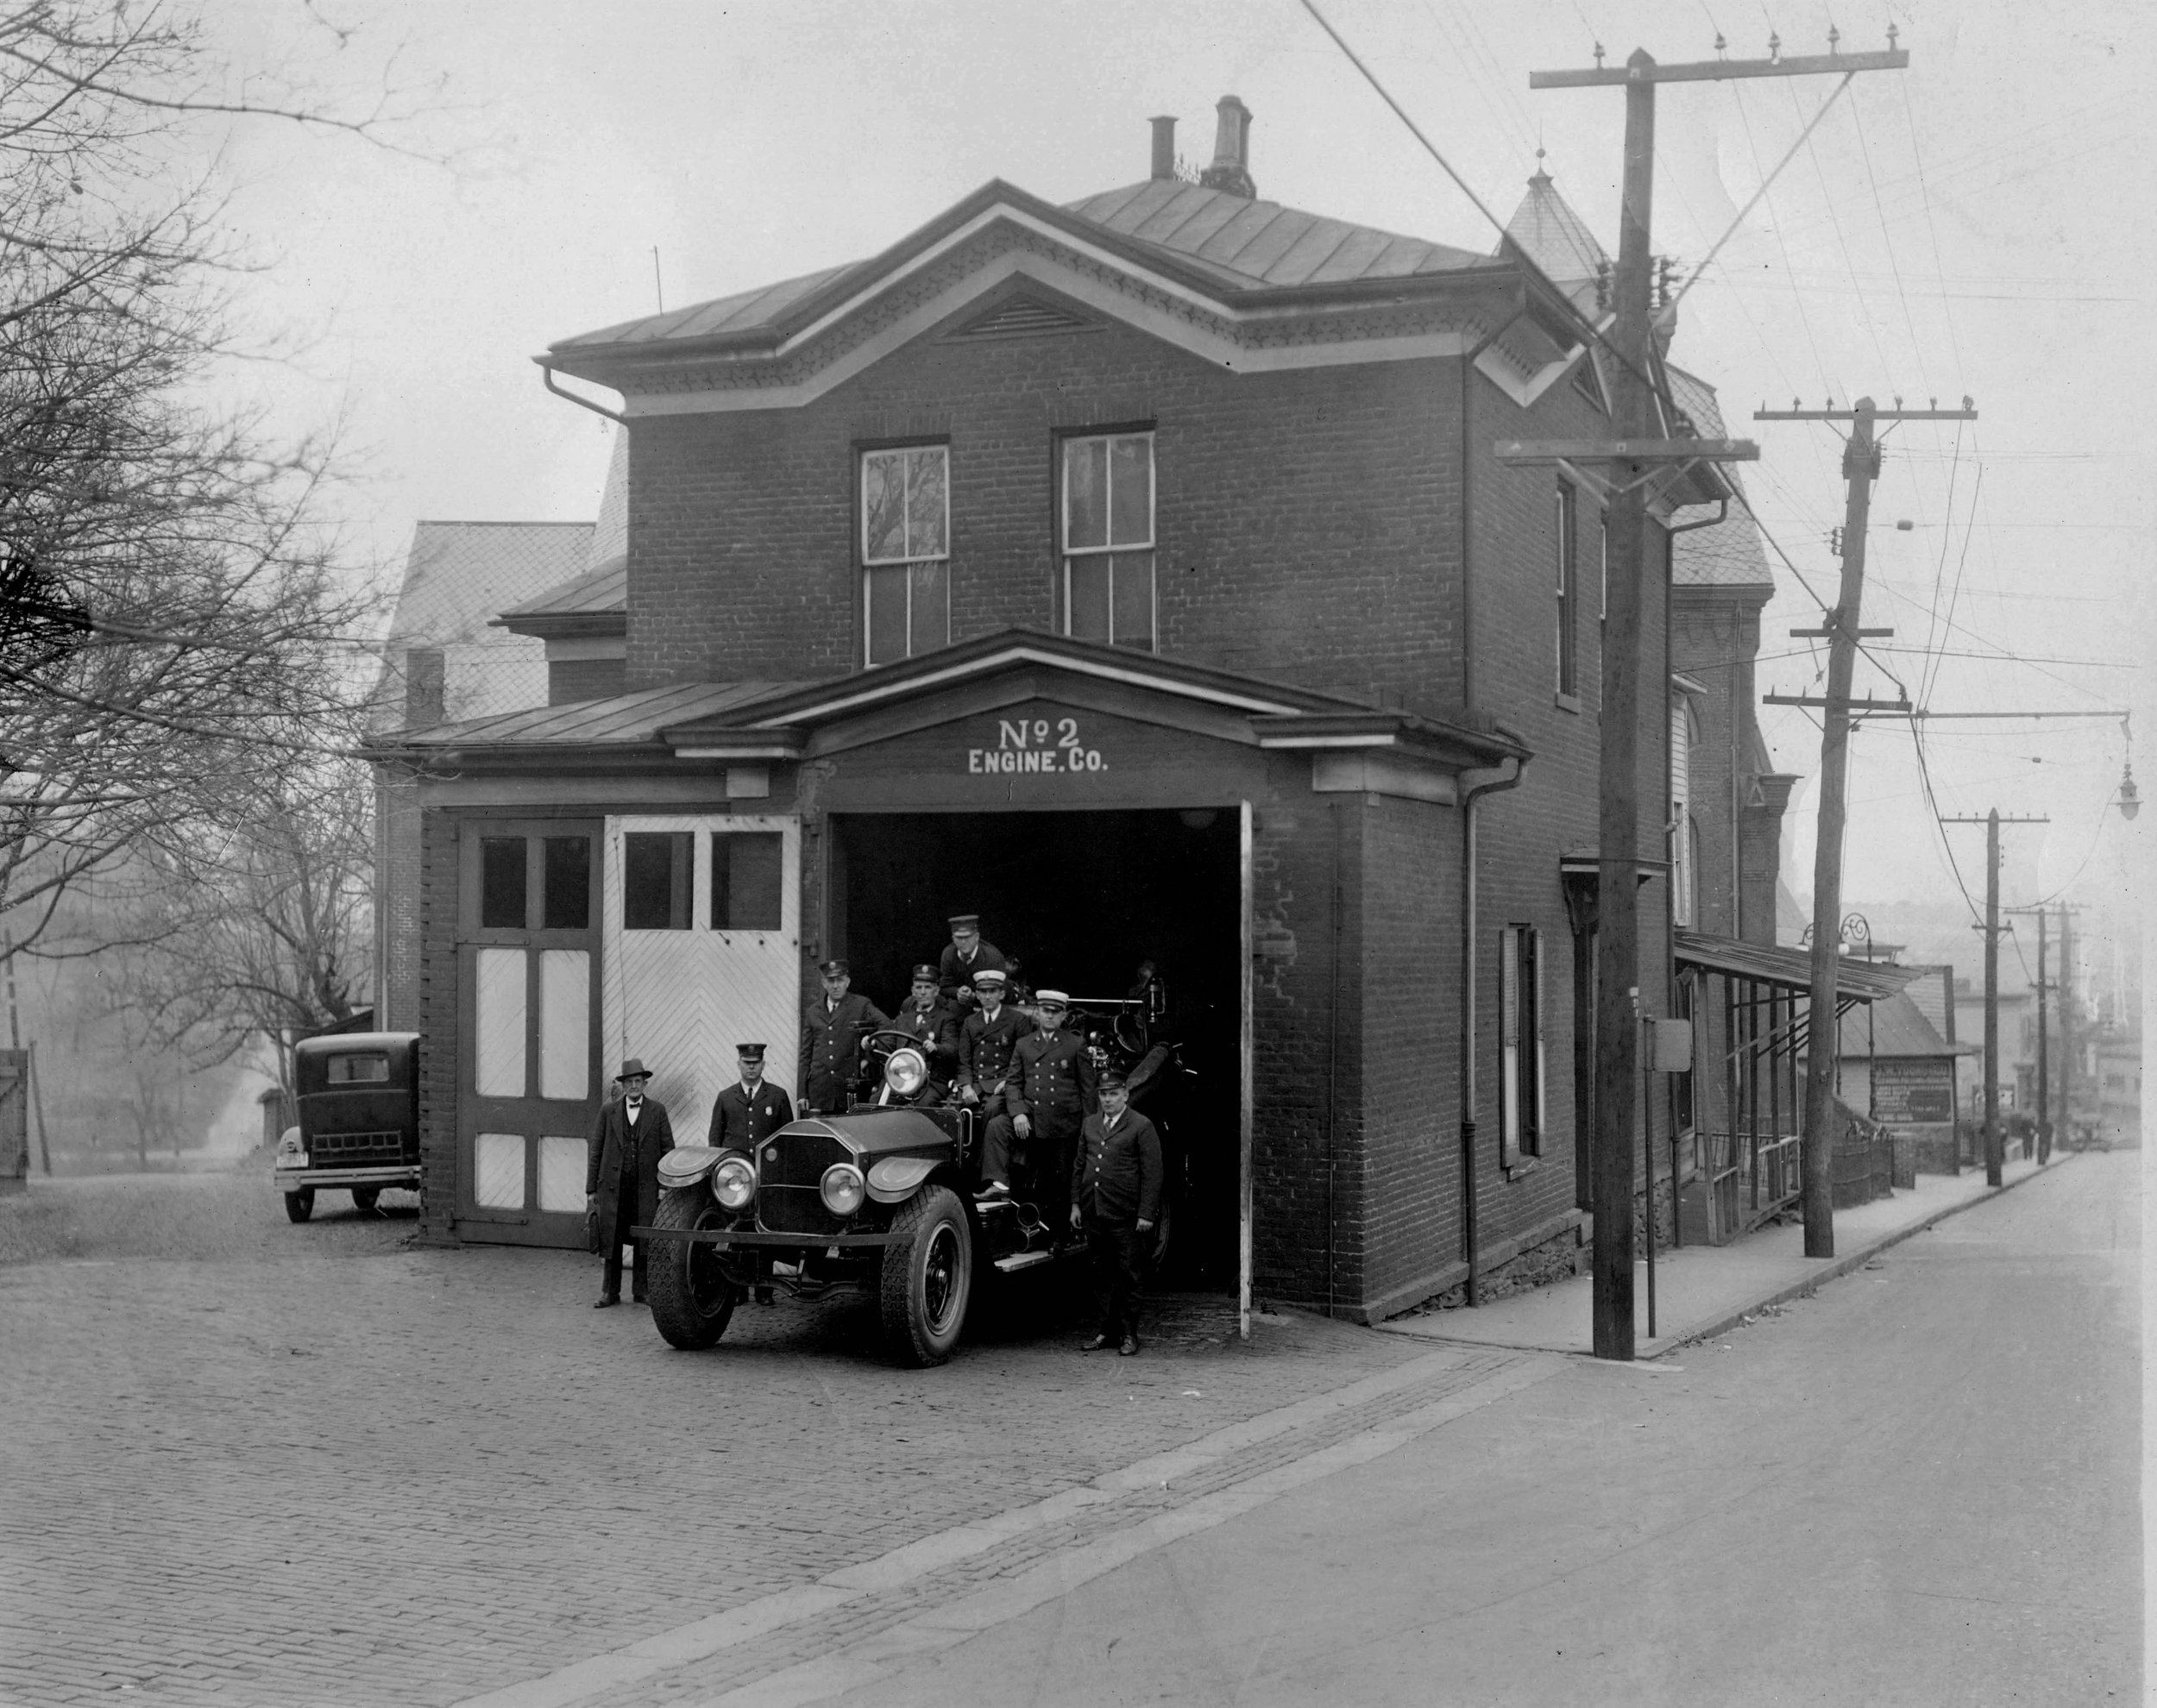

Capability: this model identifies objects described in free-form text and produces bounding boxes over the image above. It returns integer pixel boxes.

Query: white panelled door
[602,816,802,1146]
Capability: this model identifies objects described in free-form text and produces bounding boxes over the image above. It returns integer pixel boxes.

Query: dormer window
[861,443,950,667]
[1060,430,1154,650]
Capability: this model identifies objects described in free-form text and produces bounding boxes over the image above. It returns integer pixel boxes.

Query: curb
[1642,1150,2075,1359]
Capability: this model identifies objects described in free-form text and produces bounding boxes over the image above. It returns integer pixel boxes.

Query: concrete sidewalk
[1380,1148,2070,1359]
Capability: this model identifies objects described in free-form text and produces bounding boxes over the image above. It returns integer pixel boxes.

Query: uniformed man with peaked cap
[938,914,1008,1011]
[799,958,889,1115]
[707,1043,795,1151]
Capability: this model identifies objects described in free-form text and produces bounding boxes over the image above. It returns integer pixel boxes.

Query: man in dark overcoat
[979,989,1096,1228]
[707,1042,794,1150]
[953,967,1032,1109]
[585,1058,676,1308]
[891,964,962,1094]
[799,958,888,1115]
[1069,1071,1162,1356]
[936,914,1007,1012]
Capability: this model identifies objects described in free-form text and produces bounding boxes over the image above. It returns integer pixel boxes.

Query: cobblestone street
[0,1172,1502,1707]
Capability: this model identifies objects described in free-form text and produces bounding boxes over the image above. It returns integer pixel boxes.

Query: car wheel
[283,1189,314,1223]
[645,1188,737,1350]
[350,1187,380,1214]
[880,1185,972,1367]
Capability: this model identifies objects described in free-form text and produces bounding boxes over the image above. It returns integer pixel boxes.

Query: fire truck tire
[645,1189,736,1350]
[881,1186,972,1367]
[283,1189,314,1223]
[350,1187,380,1214]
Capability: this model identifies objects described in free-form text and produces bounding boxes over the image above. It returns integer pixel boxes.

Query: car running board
[992,1251,1055,1274]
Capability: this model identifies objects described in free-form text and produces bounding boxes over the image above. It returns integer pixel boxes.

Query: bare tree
[117,741,374,1092]
[0,2,428,957]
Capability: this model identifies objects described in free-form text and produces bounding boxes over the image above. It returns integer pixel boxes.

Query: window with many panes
[1060,430,1154,650]
[1555,482,1579,697]
[861,444,950,667]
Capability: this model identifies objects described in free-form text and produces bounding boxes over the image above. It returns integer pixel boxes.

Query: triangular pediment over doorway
[657,629,1519,774]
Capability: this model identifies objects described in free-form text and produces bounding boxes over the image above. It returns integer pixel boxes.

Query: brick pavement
[0,1174,1478,1708]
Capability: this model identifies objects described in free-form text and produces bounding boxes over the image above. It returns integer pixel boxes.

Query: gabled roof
[552,179,1499,362]
[382,522,595,650]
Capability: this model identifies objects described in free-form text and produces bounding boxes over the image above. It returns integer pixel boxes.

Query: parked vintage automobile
[638,1037,1076,1366]
[273,1033,422,1221]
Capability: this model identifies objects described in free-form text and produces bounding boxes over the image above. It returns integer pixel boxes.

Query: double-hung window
[861,444,950,667]
[1060,430,1154,650]
[1555,482,1579,697]
[1500,923,1546,1165]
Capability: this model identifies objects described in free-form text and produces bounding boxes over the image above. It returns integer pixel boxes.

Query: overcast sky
[204,0,2150,930]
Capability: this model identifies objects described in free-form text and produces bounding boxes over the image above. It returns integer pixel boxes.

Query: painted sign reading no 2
[967,716,1108,775]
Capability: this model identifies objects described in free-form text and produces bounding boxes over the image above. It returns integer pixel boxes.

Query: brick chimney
[1149,115,1177,180]
[404,646,444,729]
[1198,95,1254,198]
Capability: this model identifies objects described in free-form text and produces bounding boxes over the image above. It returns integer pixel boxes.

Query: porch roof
[366,629,1528,775]
[1674,929,1918,1006]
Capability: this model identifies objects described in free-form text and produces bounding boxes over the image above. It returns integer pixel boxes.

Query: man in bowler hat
[1070,1070,1162,1355]
[707,1043,794,1149]
[800,958,888,1115]
[586,1058,676,1307]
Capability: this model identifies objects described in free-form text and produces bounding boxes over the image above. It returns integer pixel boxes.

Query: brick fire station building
[370,101,1771,1322]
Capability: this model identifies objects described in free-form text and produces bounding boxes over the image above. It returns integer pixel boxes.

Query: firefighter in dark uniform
[953,967,1031,1113]
[707,1042,794,1149]
[799,958,888,1115]
[978,989,1096,1231]
[1069,1069,1162,1355]
[892,964,962,1094]
[938,914,1008,1012]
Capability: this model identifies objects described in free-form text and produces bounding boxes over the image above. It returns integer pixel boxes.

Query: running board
[993,1251,1055,1274]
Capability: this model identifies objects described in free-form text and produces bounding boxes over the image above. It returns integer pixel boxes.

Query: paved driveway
[0,1172,1452,1706]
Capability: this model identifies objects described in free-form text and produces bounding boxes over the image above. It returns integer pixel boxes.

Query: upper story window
[1061,430,1154,650]
[1555,481,1579,697]
[861,444,950,667]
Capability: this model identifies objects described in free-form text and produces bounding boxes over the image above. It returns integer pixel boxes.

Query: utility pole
[1943,812,2047,1185]
[2006,902,2057,1163]
[2058,906,2078,1146]
[1524,30,1907,1353]
[1759,398,1975,1251]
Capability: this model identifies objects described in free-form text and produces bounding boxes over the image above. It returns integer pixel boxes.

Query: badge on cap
[819,958,849,977]
[736,1042,766,1060]
[910,963,939,982]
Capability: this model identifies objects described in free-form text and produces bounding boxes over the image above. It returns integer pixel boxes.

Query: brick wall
[626,325,1463,712]
[1673,587,1773,941]
[550,657,626,705]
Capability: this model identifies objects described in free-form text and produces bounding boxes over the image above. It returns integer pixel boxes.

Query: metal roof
[1836,990,1974,1058]
[1676,929,1917,1004]
[1062,180,1487,289]
[382,681,802,750]
[549,179,1496,357]
[382,522,595,650]
[1667,367,1776,591]
[497,555,627,621]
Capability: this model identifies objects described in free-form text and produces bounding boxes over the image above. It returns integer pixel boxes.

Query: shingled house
[368,101,1779,1321]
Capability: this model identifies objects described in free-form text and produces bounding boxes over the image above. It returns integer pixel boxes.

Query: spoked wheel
[880,1186,972,1366]
[283,1188,314,1223]
[645,1189,739,1350]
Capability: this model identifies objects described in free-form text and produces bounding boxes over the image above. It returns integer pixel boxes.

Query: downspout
[538,359,629,427]
[1458,729,1527,1306]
